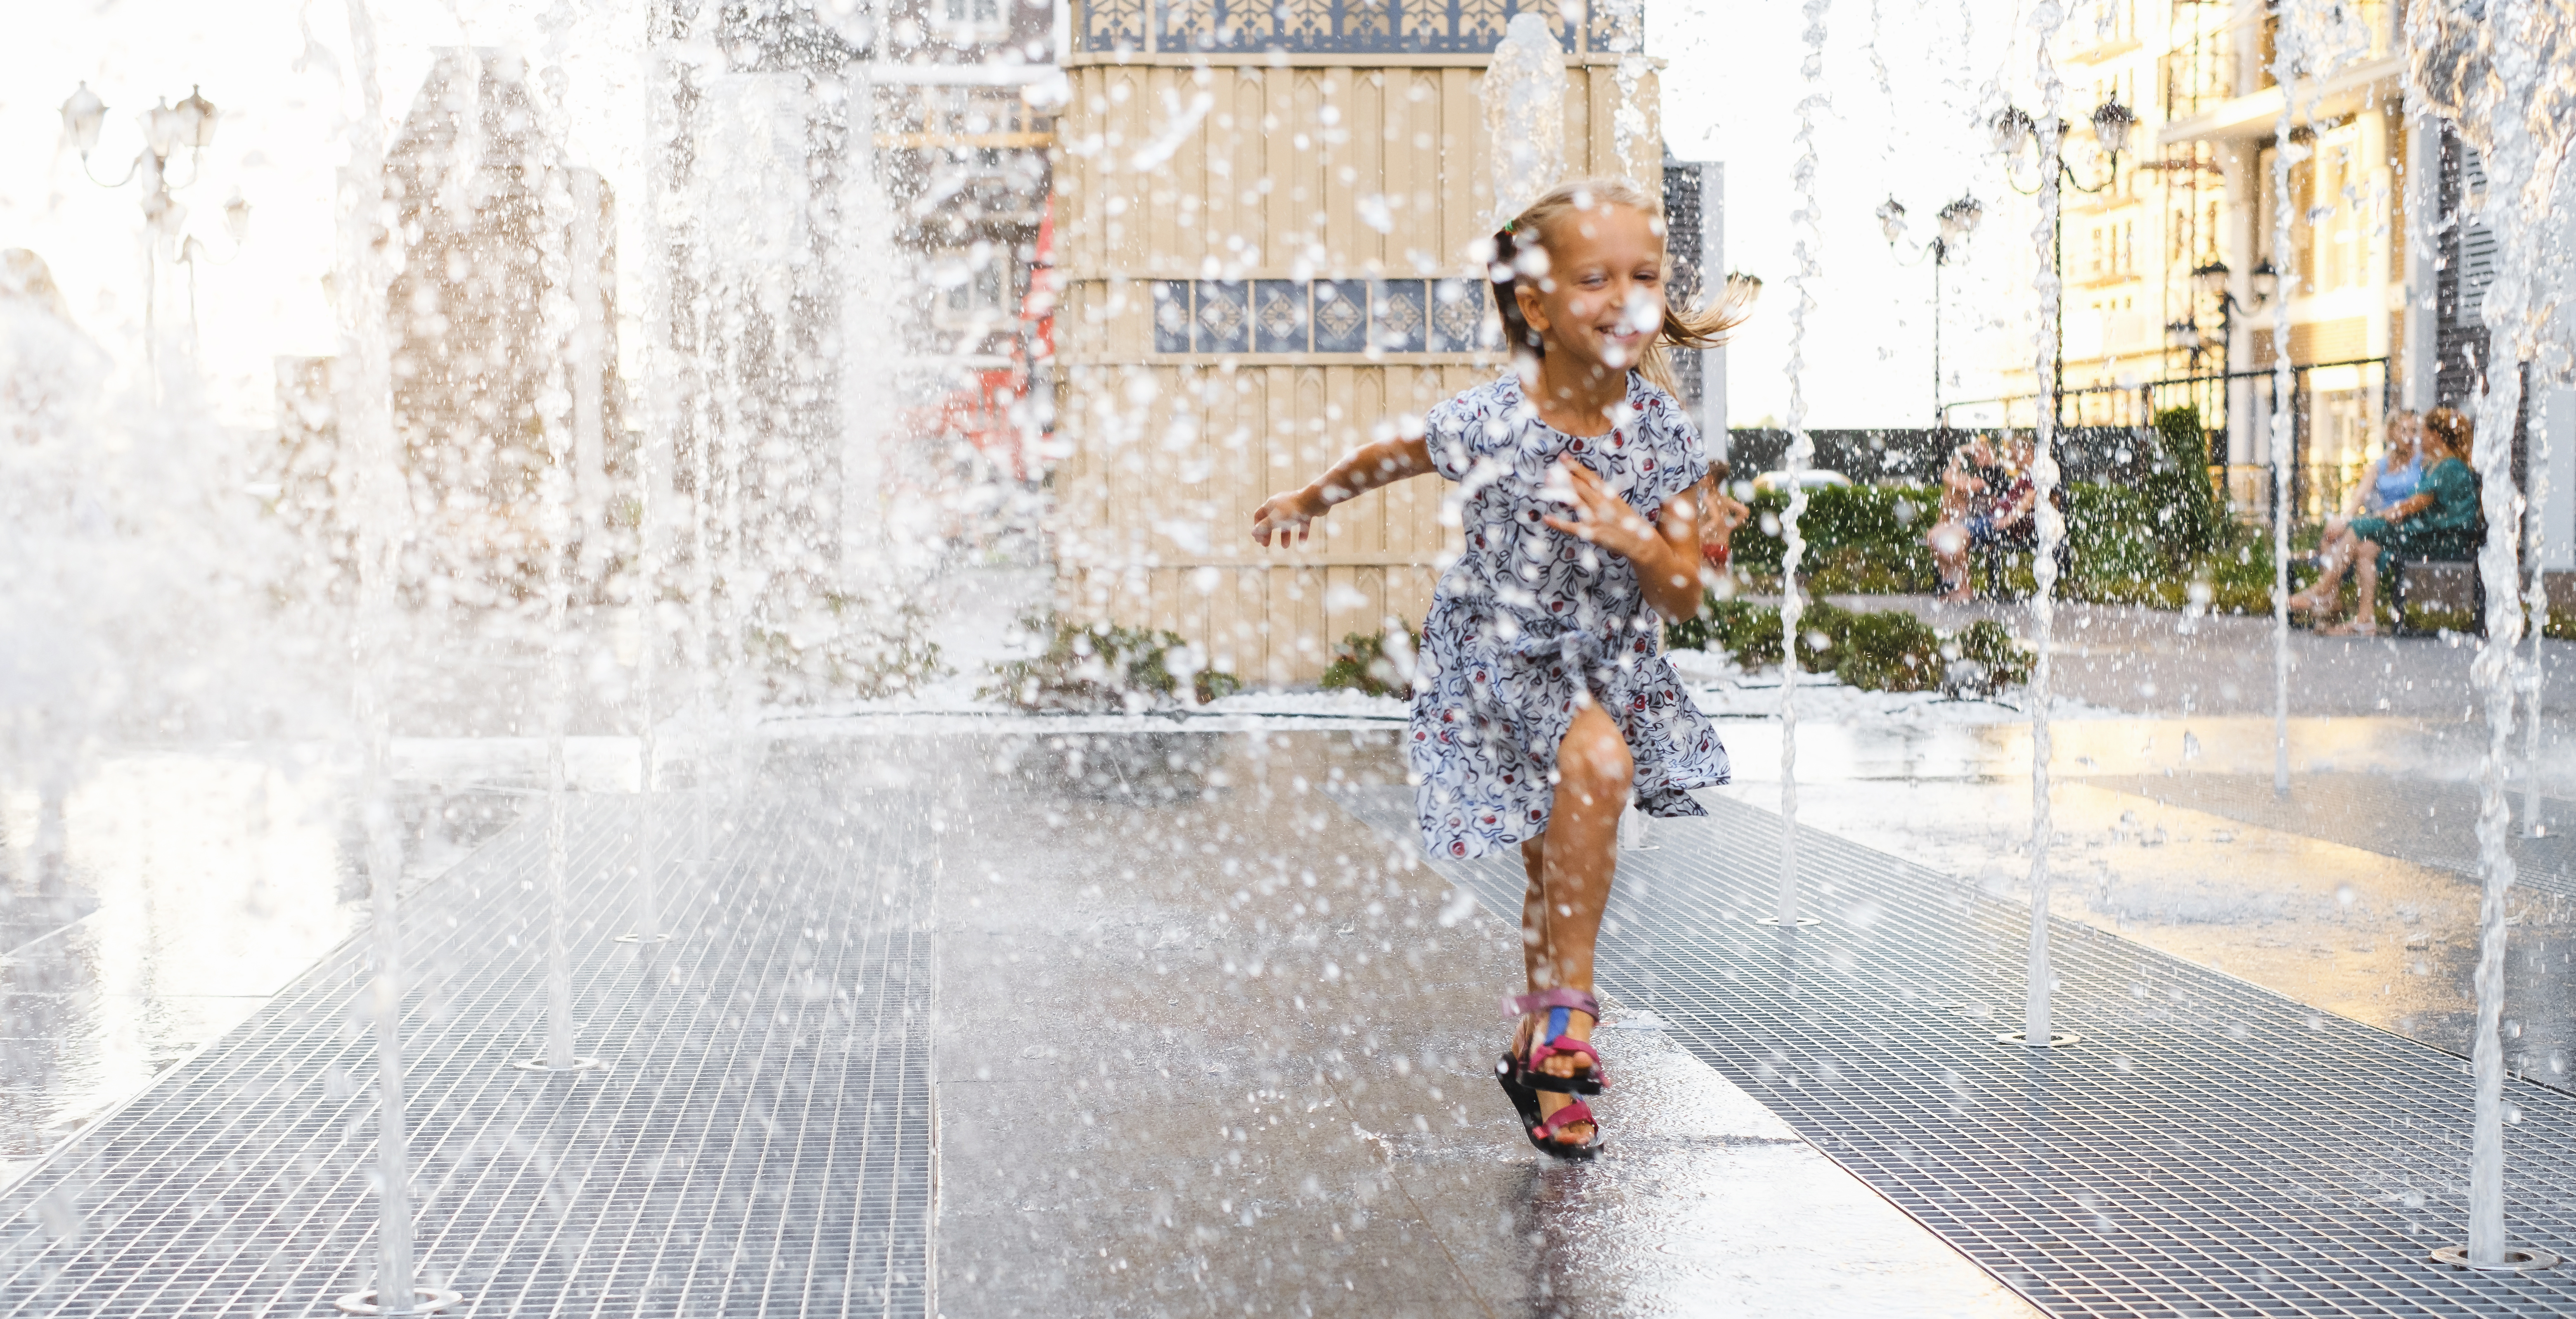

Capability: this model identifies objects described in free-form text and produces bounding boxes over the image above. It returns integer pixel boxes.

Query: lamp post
[1880,193,1983,427]
[58,82,243,390]
[2168,256,2274,370]
[1993,98,2133,425]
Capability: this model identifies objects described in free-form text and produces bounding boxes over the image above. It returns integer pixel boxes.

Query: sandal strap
[1530,1037,1600,1071]
[1534,1098,1596,1141]
[1502,987,1601,1020]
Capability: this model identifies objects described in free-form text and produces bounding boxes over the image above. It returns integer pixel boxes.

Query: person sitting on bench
[1927,431,2039,603]
[2323,410,2425,543]
[2295,406,2479,637]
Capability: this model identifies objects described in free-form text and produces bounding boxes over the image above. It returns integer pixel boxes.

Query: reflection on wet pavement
[0,750,523,1187]
[1713,717,2576,1094]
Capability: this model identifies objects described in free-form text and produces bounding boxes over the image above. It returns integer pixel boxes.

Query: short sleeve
[1642,383,1709,501]
[1423,391,1483,482]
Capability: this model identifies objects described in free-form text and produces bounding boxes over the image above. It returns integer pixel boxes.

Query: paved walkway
[14,710,2576,1315]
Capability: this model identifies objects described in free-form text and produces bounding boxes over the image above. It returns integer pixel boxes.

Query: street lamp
[1882,192,1982,427]
[59,81,245,388]
[1993,97,2133,424]
[2169,257,2272,372]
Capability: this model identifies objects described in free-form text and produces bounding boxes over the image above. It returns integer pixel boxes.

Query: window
[932,242,1012,330]
[2313,131,2367,291]
[939,0,1006,41]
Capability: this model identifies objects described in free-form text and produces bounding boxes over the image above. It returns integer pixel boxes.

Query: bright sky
[6,0,2052,433]
[1655,0,2050,429]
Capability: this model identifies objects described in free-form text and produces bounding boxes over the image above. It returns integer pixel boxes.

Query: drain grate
[0,789,933,1318]
[2088,771,2576,897]
[1333,783,2576,1317]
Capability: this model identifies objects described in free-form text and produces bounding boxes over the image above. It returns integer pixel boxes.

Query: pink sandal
[1494,988,1606,1158]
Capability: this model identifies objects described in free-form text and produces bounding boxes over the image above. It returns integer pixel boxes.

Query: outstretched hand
[1251,487,1330,546]
[1540,460,1662,562]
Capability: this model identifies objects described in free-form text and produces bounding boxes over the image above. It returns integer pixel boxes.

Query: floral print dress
[1409,371,1733,859]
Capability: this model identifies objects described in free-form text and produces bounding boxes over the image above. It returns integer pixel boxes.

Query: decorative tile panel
[1193,280,1250,353]
[1091,0,1596,55]
[1146,279,1496,355]
[1428,277,1491,352]
[1370,279,1428,353]
[1152,281,1194,353]
[1311,280,1369,352]
[1252,280,1310,353]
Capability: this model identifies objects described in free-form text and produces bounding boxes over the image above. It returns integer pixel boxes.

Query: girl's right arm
[1250,435,1436,546]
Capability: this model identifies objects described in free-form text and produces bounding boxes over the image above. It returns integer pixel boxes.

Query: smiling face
[1513,202,1667,377]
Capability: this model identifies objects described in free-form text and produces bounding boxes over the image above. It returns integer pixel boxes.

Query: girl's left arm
[1546,463,1707,621]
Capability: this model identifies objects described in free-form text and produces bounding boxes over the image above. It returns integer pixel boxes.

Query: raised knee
[1559,728,1634,804]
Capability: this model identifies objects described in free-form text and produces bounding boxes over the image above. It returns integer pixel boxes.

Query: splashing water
[333,2,420,1305]
[2406,0,2576,1268]
[1485,14,1567,223]
[1773,0,1830,926]
[2019,0,2065,1049]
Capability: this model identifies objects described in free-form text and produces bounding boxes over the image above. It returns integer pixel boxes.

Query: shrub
[1947,619,2033,693]
[1831,607,1945,692]
[1666,595,2033,695]
[1727,482,1941,592]
[1320,626,1416,698]
[984,614,1239,710]
[746,591,948,703]
[2143,406,2224,565]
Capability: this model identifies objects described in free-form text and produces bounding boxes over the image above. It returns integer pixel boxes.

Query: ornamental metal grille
[1080,0,1604,56]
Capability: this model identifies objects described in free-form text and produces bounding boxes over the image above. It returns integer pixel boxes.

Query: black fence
[1722,426,2165,487]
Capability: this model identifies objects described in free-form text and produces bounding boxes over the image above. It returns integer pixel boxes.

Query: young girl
[1250,178,1740,1158]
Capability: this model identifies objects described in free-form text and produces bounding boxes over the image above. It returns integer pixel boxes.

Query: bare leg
[1508,700,1631,1146]
[2292,531,2355,614]
[1927,524,1972,602]
[2346,538,2384,631]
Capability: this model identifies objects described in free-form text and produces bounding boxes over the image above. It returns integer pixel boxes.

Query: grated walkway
[1333,783,2576,1318]
[2087,771,2576,897]
[0,790,933,1318]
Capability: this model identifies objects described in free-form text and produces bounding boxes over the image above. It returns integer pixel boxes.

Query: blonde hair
[1489,177,1748,397]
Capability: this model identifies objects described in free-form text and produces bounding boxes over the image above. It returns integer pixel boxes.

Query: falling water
[2408,0,2576,1267]
[2019,0,2065,1048]
[333,0,419,1307]
[2527,389,2553,839]
[627,28,684,949]
[1771,0,1829,927]
[538,155,579,1075]
[2265,57,2297,799]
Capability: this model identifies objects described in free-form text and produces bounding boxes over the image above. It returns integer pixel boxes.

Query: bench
[2385,556,2480,636]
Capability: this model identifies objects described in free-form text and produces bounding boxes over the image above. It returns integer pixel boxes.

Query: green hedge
[1726,474,2276,614]
[1664,596,2032,695]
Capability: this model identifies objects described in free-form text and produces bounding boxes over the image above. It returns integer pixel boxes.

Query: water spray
[1762,0,1829,932]
[2012,0,2072,1051]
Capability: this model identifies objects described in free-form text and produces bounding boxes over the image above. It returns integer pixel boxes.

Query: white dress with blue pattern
[1408,371,1733,860]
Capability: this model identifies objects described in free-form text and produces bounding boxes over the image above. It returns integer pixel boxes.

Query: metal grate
[0,788,933,1318]
[2088,771,2576,897]
[1332,783,2576,1317]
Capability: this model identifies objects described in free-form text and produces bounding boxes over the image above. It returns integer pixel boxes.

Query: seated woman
[2300,407,2480,636]
[2326,411,2425,543]
[1926,432,2038,603]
